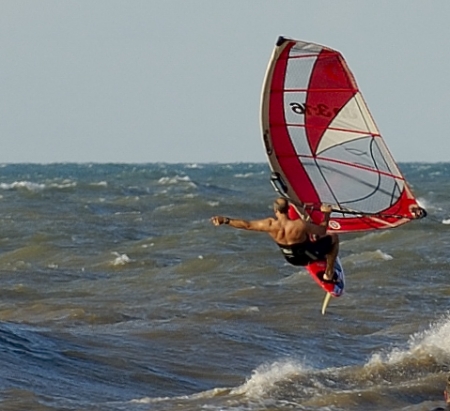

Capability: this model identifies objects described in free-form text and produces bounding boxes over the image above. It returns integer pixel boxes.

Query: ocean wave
[234,172,256,178]
[130,361,307,406]
[0,181,46,191]
[185,164,203,169]
[158,175,196,187]
[129,316,450,410]
[0,180,77,191]
[89,181,108,187]
[342,230,392,246]
[131,341,448,410]
[345,249,394,265]
[49,181,77,189]
[230,360,307,397]
[368,314,450,367]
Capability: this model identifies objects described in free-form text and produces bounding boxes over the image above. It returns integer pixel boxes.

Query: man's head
[273,197,289,215]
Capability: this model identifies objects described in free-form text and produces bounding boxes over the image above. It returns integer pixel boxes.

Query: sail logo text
[290,102,337,117]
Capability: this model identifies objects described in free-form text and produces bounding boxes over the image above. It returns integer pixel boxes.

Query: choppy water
[0,162,449,411]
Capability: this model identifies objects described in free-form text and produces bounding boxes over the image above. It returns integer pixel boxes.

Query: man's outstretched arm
[211,216,274,232]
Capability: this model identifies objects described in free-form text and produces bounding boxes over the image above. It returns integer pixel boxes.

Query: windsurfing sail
[261,37,426,232]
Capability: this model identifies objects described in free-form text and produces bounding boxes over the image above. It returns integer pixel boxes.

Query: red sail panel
[269,41,320,205]
[305,49,357,154]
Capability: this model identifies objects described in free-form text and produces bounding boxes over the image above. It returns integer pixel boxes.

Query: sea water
[0,162,449,411]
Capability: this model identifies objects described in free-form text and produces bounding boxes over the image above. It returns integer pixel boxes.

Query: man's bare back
[211,198,339,281]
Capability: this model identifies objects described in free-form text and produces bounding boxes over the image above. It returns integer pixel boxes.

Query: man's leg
[323,234,339,281]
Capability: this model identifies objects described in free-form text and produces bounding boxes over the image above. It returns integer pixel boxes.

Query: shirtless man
[210,197,339,281]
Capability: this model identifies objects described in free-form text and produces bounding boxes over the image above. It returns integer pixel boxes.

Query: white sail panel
[287,126,312,156]
[284,55,317,90]
[317,93,379,154]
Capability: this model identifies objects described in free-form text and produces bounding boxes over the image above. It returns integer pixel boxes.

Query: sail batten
[261,37,424,232]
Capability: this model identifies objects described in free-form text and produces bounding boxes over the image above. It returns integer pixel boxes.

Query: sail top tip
[276,36,288,47]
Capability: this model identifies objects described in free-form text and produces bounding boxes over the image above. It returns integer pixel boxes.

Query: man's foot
[323,272,334,281]
[322,271,337,283]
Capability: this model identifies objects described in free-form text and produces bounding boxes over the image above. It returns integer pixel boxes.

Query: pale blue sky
[1,0,449,163]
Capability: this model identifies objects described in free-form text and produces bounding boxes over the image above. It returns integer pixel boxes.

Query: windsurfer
[210,197,339,282]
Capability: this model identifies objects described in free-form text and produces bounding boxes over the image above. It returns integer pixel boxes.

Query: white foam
[114,211,141,215]
[49,182,77,189]
[90,181,108,187]
[157,175,197,189]
[230,360,306,398]
[158,175,195,186]
[234,172,255,178]
[408,315,450,355]
[0,181,46,191]
[375,249,393,260]
[131,387,229,404]
[442,219,450,225]
[367,314,450,366]
[111,252,131,266]
[0,180,77,191]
